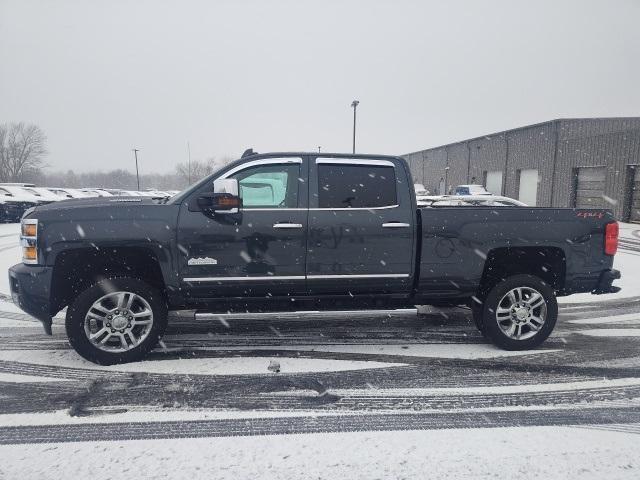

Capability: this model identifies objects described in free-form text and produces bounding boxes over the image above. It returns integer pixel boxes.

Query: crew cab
[9,152,621,364]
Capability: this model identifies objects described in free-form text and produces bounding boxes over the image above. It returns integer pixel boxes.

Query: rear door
[306,157,415,295]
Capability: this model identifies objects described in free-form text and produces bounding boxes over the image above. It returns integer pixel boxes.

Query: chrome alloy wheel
[495,286,547,341]
[83,291,154,352]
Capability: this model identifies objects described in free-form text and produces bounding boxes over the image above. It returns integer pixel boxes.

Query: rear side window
[318,163,397,208]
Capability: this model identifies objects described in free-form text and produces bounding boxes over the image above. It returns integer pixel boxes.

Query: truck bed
[416,206,616,300]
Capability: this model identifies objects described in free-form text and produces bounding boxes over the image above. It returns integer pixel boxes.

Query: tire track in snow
[2,407,640,444]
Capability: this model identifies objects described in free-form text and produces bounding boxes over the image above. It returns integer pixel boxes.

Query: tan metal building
[403,118,640,221]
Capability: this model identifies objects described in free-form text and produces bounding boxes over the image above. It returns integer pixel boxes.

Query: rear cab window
[316,159,397,208]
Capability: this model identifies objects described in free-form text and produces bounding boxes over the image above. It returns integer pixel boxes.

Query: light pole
[187,142,192,184]
[444,166,450,195]
[132,148,140,190]
[351,100,359,154]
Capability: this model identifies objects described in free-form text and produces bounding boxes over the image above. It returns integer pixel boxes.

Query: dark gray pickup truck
[9,152,620,364]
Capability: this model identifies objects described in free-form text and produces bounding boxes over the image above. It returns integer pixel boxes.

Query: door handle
[273,223,303,229]
[382,222,411,228]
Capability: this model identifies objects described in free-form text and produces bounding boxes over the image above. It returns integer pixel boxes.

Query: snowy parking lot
[1,222,640,478]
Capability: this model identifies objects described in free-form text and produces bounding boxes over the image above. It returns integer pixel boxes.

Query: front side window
[318,163,397,208]
[230,163,300,208]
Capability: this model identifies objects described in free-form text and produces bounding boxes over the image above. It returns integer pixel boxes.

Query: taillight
[605,222,618,256]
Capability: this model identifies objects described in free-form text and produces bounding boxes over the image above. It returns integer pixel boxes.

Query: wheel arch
[50,246,166,315]
[478,246,566,298]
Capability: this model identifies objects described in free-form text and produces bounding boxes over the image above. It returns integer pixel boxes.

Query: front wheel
[481,274,557,350]
[66,277,168,365]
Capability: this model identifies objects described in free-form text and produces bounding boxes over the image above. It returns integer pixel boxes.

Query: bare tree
[175,156,233,187]
[0,122,48,182]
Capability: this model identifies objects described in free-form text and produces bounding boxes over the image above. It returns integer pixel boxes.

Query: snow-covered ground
[0,349,407,375]
[0,426,638,480]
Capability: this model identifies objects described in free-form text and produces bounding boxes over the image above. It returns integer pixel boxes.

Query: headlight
[21,218,38,265]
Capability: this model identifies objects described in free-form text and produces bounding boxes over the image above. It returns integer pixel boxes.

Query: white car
[418,194,526,207]
[47,188,93,199]
[414,183,429,195]
[20,187,63,202]
[0,185,48,204]
[80,188,113,197]
[454,184,492,195]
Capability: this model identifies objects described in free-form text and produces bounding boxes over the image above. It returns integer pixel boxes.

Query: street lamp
[187,142,192,184]
[132,148,140,190]
[351,100,359,154]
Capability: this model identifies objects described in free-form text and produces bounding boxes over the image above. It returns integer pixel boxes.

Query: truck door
[177,156,308,298]
[306,157,415,295]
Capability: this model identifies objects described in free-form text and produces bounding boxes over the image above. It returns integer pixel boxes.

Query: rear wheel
[481,274,557,350]
[66,277,168,365]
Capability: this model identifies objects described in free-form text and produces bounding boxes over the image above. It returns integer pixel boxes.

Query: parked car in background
[454,184,491,195]
[79,188,113,197]
[20,187,63,203]
[139,189,171,199]
[0,197,27,223]
[47,188,93,199]
[0,183,186,222]
[418,194,526,207]
[414,183,429,195]
[0,186,41,222]
[103,189,141,196]
[0,184,58,206]
[414,183,432,204]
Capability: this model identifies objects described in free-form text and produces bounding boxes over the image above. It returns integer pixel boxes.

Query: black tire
[481,274,557,350]
[66,277,168,365]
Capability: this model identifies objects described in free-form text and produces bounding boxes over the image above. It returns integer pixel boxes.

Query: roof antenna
[241,148,256,158]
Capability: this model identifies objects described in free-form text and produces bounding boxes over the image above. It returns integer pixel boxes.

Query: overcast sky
[1,0,639,174]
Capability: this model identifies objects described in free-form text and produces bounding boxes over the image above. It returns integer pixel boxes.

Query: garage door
[485,171,503,195]
[575,167,605,209]
[630,167,640,223]
[518,169,538,206]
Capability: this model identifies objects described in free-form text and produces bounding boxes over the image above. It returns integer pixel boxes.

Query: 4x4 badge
[188,257,218,266]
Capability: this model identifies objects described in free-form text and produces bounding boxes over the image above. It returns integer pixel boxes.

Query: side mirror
[197,178,241,214]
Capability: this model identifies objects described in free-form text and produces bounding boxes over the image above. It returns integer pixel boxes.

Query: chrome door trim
[219,158,303,180]
[315,158,395,167]
[183,273,410,282]
[309,204,399,211]
[243,208,307,211]
[183,276,306,282]
[307,274,410,279]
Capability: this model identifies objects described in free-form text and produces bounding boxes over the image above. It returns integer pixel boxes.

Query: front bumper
[8,263,54,334]
[592,268,621,295]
